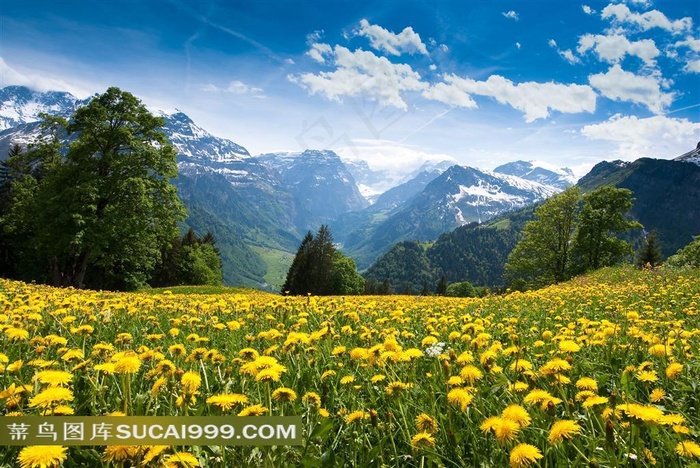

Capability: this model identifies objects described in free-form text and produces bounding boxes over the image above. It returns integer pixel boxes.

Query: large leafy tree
[505,187,581,287]
[1,87,186,290]
[569,186,642,274]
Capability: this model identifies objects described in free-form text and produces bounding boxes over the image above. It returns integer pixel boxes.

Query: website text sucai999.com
[1,416,302,446]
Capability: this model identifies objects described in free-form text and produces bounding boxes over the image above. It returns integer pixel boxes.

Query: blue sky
[1,0,699,176]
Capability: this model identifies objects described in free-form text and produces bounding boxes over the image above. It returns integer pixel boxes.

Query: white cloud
[601,4,693,34]
[201,80,264,97]
[355,19,428,56]
[685,60,700,73]
[674,36,700,52]
[577,34,660,66]
[423,74,597,122]
[502,11,519,21]
[582,5,595,15]
[516,42,521,49]
[588,64,673,113]
[429,64,437,71]
[284,58,296,65]
[335,138,457,175]
[548,39,581,64]
[0,57,94,99]
[306,30,324,45]
[307,43,333,63]
[560,49,581,64]
[440,44,449,53]
[581,114,700,158]
[291,45,427,110]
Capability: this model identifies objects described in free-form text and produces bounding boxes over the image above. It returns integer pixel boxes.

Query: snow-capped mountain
[674,141,700,166]
[0,86,89,130]
[340,164,559,269]
[257,150,369,222]
[494,160,576,189]
[160,111,250,164]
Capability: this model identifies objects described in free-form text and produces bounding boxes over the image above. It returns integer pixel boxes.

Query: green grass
[250,245,294,292]
[142,285,252,295]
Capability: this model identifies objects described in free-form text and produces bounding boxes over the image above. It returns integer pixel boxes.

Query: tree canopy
[0,87,192,290]
[505,185,641,288]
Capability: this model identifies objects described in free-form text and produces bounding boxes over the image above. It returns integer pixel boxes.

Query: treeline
[282,225,364,295]
[0,87,222,291]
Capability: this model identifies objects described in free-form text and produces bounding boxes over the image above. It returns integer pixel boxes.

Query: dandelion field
[1,266,699,467]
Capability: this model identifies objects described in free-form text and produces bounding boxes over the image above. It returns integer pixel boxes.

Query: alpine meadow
[2,1,700,467]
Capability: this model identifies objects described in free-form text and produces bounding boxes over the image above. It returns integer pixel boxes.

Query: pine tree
[435,275,448,295]
[636,231,663,268]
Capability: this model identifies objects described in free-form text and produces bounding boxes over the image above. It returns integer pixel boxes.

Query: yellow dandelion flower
[321,369,336,381]
[17,445,68,468]
[460,365,484,384]
[539,358,572,375]
[5,327,29,341]
[29,387,74,408]
[509,359,533,372]
[102,445,140,463]
[206,393,249,411]
[617,403,664,424]
[676,440,700,458]
[666,362,683,380]
[50,405,74,415]
[271,387,297,403]
[502,405,531,428]
[60,349,84,362]
[164,451,201,468]
[494,418,521,444]
[340,375,355,385]
[142,446,169,465]
[168,344,186,357]
[93,363,115,374]
[114,356,141,374]
[636,370,659,382]
[345,410,369,424]
[446,376,463,386]
[302,392,321,406]
[559,340,581,353]
[648,344,669,358]
[181,371,202,393]
[509,443,543,468]
[650,388,666,403]
[480,416,502,434]
[370,374,386,383]
[411,432,436,448]
[575,377,598,391]
[447,388,473,411]
[548,419,582,444]
[582,395,609,408]
[386,381,413,395]
[237,404,268,417]
[415,413,438,434]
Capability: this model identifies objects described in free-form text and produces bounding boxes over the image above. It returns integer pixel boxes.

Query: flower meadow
[1,266,699,467]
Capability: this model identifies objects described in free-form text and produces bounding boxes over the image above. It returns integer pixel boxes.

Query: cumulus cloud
[601,4,693,34]
[291,45,427,110]
[577,33,660,66]
[685,60,700,73]
[502,11,519,21]
[307,43,332,63]
[355,19,428,56]
[582,5,595,15]
[201,80,264,97]
[423,74,597,122]
[588,64,673,113]
[581,114,700,158]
